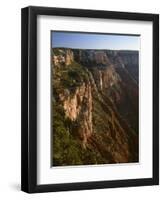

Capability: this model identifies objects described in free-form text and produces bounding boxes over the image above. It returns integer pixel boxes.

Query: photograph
[51,31,139,166]
[21,6,159,193]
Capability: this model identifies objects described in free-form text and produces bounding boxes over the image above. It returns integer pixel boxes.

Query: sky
[51,31,140,50]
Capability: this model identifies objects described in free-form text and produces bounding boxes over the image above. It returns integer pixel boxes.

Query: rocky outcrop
[53,49,74,66]
[65,49,74,65]
[62,86,84,121]
[60,83,93,148]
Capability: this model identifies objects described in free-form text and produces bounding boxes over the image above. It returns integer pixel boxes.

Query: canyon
[52,48,139,166]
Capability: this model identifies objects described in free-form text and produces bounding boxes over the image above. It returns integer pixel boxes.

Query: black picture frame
[21,6,159,193]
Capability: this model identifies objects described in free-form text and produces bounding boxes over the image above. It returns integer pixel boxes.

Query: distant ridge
[52,47,139,52]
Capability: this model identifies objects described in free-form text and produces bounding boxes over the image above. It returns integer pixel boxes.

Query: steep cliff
[52,47,139,166]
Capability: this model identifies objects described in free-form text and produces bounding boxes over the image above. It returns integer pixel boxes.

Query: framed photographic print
[21,6,159,193]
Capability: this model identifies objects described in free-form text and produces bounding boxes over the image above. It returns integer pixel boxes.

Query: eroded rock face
[92,65,121,91]
[73,50,111,66]
[118,51,139,66]
[65,49,74,65]
[59,82,93,148]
